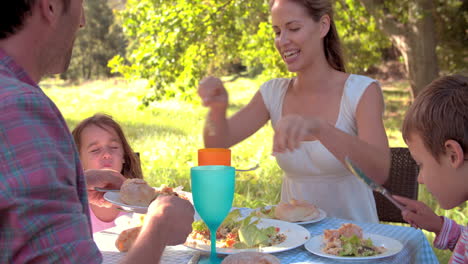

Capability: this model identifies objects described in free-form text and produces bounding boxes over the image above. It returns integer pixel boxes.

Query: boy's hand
[393,195,443,234]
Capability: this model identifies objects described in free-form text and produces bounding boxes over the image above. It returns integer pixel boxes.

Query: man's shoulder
[0,71,42,101]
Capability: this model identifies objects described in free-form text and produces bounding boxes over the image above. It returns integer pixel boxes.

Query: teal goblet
[191,165,235,264]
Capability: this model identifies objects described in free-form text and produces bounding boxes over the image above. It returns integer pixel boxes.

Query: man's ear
[38,0,62,24]
[319,14,331,38]
[444,139,465,168]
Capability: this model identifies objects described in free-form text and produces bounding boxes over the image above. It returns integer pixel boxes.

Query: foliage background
[108,0,393,102]
[106,0,466,102]
[62,0,127,80]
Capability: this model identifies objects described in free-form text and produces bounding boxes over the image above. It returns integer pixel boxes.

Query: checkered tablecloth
[94,216,438,264]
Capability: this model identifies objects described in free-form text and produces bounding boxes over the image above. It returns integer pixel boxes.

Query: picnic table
[94,210,438,264]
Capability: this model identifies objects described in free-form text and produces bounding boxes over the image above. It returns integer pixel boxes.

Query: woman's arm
[199,77,270,148]
[317,83,390,184]
[273,82,390,184]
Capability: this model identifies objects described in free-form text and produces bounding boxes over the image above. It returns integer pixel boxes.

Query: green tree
[63,0,126,80]
[111,0,464,103]
[434,0,467,74]
[110,0,389,103]
[358,0,467,96]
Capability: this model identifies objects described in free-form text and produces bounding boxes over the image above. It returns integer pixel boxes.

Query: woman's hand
[198,76,228,111]
[393,195,443,234]
[273,115,323,153]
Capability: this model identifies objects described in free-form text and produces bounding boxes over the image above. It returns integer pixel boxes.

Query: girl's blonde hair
[72,113,143,179]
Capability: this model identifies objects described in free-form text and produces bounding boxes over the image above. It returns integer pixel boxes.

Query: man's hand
[146,195,194,245]
[85,169,126,208]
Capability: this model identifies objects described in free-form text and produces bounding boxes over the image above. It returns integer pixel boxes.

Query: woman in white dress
[197,0,390,223]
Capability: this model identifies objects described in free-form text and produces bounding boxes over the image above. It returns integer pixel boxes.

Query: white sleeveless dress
[260,74,380,223]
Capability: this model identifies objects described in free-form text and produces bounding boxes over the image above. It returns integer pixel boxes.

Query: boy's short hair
[402,74,468,162]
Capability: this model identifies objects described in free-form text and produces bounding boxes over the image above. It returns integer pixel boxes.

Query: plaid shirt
[0,49,101,263]
[434,217,468,264]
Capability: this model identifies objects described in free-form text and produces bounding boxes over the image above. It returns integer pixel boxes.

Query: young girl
[72,113,143,232]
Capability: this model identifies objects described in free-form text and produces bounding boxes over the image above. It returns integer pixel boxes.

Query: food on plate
[115,226,141,252]
[254,206,276,219]
[157,184,190,200]
[120,178,188,206]
[274,199,320,222]
[322,223,386,257]
[221,252,280,264]
[186,209,286,249]
[120,179,157,206]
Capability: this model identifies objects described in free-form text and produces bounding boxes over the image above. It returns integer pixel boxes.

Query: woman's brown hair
[402,75,468,161]
[269,0,346,72]
[72,113,143,179]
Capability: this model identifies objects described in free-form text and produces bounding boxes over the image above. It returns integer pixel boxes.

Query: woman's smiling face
[271,0,327,72]
[79,124,124,172]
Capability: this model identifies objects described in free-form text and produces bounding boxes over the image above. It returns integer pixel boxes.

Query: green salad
[189,209,285,249]
[338,235,381,257]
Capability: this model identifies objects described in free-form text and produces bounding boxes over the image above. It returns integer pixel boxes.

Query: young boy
[393,74,468,264]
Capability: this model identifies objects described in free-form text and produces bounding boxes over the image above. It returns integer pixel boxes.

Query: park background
[43,0,467,262]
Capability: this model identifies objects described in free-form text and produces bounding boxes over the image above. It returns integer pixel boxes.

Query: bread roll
[115,226,141,252]
[120,178,157,207]
[221,252,280,264]
[274,199,320,222]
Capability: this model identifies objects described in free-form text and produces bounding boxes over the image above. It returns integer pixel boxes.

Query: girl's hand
[273,115,322,153]
[393,195,443,234]
[198,76,228,110]
[85,169,126,208]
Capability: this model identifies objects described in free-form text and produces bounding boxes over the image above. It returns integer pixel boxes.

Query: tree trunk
[359,0,439,97]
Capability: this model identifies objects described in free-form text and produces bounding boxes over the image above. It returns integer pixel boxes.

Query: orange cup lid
[198,148,231,166]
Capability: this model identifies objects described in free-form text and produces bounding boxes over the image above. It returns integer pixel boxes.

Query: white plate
[104,190,192,214]
[253,206,327,225]
[184,218,310,255]
[295,209,327,225]
[304,233,403,260]
[114,213,141,227]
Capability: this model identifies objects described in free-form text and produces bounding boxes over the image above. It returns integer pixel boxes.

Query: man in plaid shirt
[0,1,194,263]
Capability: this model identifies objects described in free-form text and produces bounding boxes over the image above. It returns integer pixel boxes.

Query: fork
[94,187,120,192]
[236,164,260,172]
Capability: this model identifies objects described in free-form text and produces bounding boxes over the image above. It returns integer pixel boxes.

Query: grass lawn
[42,76,465,263]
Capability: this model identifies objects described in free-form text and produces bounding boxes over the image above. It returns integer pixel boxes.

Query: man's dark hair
[0,0,70,40]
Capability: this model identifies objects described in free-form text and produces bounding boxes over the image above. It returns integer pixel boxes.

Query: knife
[344,156,405,211]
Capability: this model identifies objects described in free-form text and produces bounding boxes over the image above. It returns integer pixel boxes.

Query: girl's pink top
[89,207,127,233]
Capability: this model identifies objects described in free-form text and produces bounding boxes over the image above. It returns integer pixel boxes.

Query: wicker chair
[373,147,419,223]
